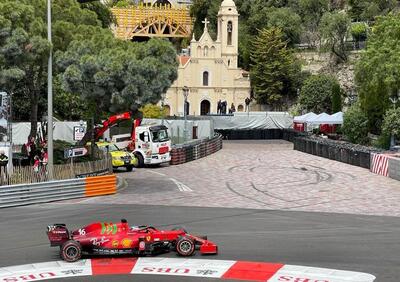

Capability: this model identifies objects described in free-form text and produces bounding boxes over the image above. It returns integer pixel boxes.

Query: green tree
[348,0,397,21]
[250,28,301,107]
[56,37,178,121]
[319,11,350,63]
[382,107,400,139]
[140,104,166,118]
[298,74,341,113]
[80,1,116,28]
[342,103,369,144]
[190,0,220,40]
[355,14,400,133]
[331,82,343,113]
[0,0,104,137]
[298,0,329,48]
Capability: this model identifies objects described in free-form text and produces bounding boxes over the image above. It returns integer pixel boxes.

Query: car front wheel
[176,237,195,256]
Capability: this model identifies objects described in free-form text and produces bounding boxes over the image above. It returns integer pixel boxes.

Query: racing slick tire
[60,240,82,262]
[176,237,195,256]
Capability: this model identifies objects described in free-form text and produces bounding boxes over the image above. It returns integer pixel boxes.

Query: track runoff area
[0,257,374,282]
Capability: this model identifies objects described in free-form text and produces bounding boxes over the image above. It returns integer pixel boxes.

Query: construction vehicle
[78,112,171,167]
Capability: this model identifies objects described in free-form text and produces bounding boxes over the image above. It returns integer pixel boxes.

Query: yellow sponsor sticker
[112,240,119,248]
[121,238,133,248]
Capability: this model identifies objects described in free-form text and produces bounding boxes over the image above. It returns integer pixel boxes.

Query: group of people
[24,137,48,175]
[216,97,252,115]
[217,100,236,114]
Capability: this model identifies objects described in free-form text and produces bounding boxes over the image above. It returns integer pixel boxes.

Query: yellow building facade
[163,0,251,116]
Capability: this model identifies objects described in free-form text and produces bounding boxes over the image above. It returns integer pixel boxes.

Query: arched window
[227,21,233,45]
[203,71,209,86]
[204,46,208,57]
[228,59,231,67]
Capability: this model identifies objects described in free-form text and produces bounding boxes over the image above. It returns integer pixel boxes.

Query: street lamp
[182,86,189,142]
[47,0,54,180]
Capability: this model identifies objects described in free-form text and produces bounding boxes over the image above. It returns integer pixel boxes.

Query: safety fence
[370,153,400,180]
[0,174,117,208]
[170,134,223,165]
[0,158,112,186]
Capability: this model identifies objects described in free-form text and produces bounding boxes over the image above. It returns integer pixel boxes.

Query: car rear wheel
[176,237,195,256]
[60,240,82,262]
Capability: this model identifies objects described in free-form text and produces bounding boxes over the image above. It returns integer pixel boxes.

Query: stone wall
[296,51,361,97]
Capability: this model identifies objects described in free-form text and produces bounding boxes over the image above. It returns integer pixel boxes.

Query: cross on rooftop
[202,18,210,31]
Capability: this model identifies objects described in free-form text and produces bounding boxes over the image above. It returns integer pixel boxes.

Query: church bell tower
[217,0,239,69]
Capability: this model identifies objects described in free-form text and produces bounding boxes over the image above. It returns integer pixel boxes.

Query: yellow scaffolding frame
[111,5,193,39]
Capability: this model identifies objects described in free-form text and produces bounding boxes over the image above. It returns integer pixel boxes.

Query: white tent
[293,112,317,123]
[307,112,343,125]
[330,112,344,124]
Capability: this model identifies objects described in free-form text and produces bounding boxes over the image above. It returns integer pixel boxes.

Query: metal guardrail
[0,175,117,209]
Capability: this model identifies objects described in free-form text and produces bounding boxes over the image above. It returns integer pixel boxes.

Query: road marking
[169,178,193,192]
[146,170,193,192]
[0,258,376,282]
[147,170,167,177]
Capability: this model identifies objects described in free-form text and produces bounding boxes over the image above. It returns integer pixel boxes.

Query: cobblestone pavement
[81,140,400,217]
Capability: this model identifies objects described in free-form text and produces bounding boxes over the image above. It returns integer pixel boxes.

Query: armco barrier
[0,174,117,208]
[170,134,223,165]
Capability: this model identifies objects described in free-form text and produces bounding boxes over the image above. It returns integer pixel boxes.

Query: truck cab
[134,125,171,167]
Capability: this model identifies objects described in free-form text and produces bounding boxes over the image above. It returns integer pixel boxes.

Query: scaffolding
[111,5,192,39]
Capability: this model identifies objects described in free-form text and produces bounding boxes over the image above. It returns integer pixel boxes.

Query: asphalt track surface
[1,203,400,281]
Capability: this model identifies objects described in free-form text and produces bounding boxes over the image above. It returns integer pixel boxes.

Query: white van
[111,134,131,149]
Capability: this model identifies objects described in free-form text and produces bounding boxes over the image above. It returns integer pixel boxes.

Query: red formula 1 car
[46,219,218,262]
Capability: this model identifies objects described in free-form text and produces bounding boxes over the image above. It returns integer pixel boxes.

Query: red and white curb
[0,258,376,282]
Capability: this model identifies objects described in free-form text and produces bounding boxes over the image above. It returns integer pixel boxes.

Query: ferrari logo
[146,235,151,242]
[121,238,133,248]
[112,240,119,248]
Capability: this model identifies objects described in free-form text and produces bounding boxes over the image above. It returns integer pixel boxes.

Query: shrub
[298,74,342,113]
[382,107,400,139]
[139,104,165,119]
[342,104,369,144]
[351,22,368,42]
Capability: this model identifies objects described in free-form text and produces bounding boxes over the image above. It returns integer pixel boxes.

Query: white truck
[79,112,171,167]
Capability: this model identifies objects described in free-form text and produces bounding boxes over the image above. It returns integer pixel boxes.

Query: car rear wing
[47,224,70,247]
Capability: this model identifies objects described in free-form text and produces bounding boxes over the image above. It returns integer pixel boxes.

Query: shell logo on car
[121,238,133,248]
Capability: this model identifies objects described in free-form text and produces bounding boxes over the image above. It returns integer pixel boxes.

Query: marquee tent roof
[294,112,344,125]
[293,112,317,123]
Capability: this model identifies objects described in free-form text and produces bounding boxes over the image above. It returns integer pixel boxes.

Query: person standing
[0,151,8,185]
[217,100,222,114]
[230,103,236,114]
[245,97,251,112]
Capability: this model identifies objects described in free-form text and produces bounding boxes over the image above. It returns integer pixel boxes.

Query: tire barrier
[170,134,223,165]
[294,137,380,169]
[0,174,117,208]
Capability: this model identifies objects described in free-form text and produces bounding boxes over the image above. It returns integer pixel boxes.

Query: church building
[163,0,251,116]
